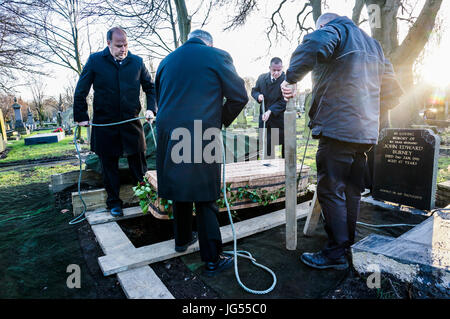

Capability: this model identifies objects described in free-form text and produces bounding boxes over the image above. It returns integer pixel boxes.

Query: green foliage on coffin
[133,179,288,220]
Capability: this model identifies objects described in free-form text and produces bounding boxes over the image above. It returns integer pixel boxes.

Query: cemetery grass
[0,128,90,165]
[0,163,80,188]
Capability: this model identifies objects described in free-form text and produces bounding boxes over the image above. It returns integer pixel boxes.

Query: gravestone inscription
[373,128,440,210]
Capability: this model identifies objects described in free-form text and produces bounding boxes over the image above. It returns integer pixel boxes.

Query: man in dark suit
[73,27,156,217]
[281,13,402,270]
[251,57,287,158]
[155,29,248,276]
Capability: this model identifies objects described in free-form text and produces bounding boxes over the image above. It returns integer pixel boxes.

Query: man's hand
[77,121,89,127]
[145,110,155,123]
[258,94,264,103]
[281,80,297,101]
[262,110,271,122]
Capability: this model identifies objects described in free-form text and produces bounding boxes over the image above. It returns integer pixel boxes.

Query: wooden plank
[51,169,103,193]
[303,191,322,236]
[98,201,311,276]
[87,206,143,225]
[117,267,174,299]
[437,181,450,191]
[284,95,297,250]
[71,184,136,216]
[91,222,174,299]
[91,222,134,254]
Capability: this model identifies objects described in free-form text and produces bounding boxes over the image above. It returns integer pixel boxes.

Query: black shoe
[300,251,349,270]
[175,232,198,253]
[110,206,123,217]
[203,254,234,277]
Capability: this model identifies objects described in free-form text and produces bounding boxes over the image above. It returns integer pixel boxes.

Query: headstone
[26,108,35,131]
[11,98,28,135]
[0,133,5,152]
[373,128,440,210]
[24,132,65,145]
[57,111,62,127]
[0,109,7,142]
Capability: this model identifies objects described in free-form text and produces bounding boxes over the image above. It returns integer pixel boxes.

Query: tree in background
[0,2,43,93]
[92,0,213,59]
[2,0,102,76]
[223,0,444,126]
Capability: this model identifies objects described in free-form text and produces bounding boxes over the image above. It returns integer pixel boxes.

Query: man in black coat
[73,27,156,217]
[281,13,402,270]
[251,57,286,158]
[155,29,248,276]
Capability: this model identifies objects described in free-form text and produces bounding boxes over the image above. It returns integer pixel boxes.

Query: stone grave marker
[12,98,28,135]
[0,109,7,142]
[373,128,440,210]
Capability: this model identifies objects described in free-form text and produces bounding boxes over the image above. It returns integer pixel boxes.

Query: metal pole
[261,99,266,160]
[284,86,297,250]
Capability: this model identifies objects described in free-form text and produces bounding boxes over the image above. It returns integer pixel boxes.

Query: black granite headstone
[373,128,440,210]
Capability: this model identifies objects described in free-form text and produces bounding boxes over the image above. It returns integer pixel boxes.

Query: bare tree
[92,0,213,59]
[0,2,44,93]
[223,0,442,90]
[3,0,101,75]
[30,76,48,123]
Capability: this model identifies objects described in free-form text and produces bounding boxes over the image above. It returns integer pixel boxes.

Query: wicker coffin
[144,158,311,219]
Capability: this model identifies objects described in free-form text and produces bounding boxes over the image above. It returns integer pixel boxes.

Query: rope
[221,138,277,295]
[69,116,155,225]
[261,98,266,160]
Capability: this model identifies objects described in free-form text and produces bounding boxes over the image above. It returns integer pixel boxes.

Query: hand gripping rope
[69,116,155,225]
[70,115,277,294]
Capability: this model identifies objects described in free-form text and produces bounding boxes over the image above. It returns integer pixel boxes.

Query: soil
[110,197,429,299]
[0,177,437,299]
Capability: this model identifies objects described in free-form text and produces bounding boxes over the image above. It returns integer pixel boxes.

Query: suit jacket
[155,38,248,201]
[251,72,286,130]
[73,47,156,156]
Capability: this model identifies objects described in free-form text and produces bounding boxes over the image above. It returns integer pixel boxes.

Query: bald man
[74,27,156,217]
[282,13,402,270]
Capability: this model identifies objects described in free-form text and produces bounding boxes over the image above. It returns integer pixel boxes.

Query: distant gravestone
[11,98,28,135]
[24,132,65,145]
[0,134,5,152]
[0,109,7,142]
[26,108,35,131]
[373,128,440,210]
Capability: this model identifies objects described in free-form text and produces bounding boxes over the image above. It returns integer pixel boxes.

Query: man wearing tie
[251,57,287,158]
[73,27,156,217]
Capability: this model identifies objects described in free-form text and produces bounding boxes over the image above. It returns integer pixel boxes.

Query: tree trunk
[362,0,443,126]
[309,0,322,23]
[365,0,442,91]
[174,0,191,44]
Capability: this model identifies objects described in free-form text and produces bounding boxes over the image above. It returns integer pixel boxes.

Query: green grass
[1,128,89,163]
[0,164,80,188]
[243,114,450,183]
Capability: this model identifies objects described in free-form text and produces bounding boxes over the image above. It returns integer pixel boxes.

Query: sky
[14,0,450,101]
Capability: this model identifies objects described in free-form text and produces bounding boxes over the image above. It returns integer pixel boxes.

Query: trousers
[316,136,372,259]
[99,152,147,209]
[172,201,223,262]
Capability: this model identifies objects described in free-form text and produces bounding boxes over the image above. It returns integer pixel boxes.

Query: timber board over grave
[373,128,440,210]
